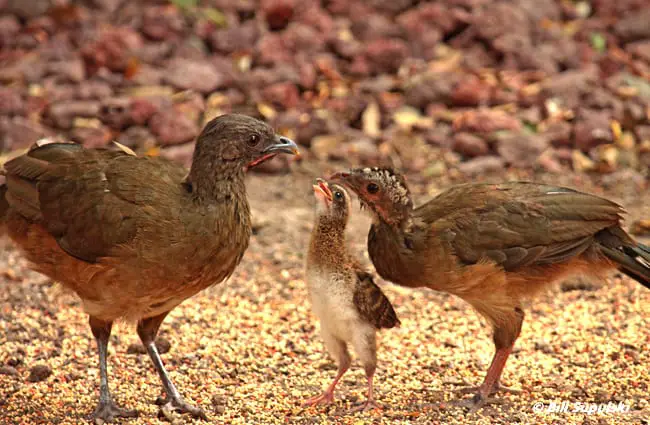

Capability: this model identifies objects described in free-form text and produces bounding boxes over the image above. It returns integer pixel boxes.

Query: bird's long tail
[597,227,650,289]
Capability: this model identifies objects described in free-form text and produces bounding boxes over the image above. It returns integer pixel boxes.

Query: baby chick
[304,178,400,411]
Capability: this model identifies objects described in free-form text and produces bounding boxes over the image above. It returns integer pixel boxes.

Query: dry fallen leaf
[362,101,381,138]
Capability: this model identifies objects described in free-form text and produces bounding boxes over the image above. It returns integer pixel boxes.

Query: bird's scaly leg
[89,317,138,424]
[137,312,207,421]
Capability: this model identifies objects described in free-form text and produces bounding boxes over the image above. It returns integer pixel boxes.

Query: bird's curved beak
[329,170,358,191]
[263,135,300,156]
[312,178,333,207]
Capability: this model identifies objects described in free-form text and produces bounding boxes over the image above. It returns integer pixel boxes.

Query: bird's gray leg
[137,312,207,421]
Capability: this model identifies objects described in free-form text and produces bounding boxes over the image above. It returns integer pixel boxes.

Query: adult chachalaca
[0,114,298,423]
[332,167,650,412]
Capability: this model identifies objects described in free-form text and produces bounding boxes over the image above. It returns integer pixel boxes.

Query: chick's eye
[248,134,260,146]
[334,191,343,200]
[367,183,379,194]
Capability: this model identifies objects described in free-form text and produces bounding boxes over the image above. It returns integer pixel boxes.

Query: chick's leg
[304,330,351,406]
[89,316,138,424]
[136,312,207,421]
[350,328,380,412]
[455,307,524,413]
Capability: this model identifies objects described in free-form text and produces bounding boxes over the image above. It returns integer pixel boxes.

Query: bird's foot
[349,400,381,413]
[302,391,334,407]
[92,400,138,424]
[453,381,520,396]
[156,395,208,422]
[451,391,506,414]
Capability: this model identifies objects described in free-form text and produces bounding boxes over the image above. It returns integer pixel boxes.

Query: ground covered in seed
[1,164,648,425]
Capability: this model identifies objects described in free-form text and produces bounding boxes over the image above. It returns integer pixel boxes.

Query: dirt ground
[0,161,648,425]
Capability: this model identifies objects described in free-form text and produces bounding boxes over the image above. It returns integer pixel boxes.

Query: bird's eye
[367,183,379,194]
[248,134,260,146]
[334,191,343,200]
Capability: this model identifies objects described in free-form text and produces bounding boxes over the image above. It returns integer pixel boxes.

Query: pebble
[27,364,52,382]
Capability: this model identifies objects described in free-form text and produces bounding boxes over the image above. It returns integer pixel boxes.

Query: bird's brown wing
[353,270,400,329]
[4,143,187,263]
[416,182,624,270]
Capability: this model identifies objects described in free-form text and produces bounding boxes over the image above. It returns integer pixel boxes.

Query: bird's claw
[452,381,520,396]
[92,400,138,424]
[302,392,334,407]
[349,400,381,413]
[451,392,506,414]
[158,397,207,422]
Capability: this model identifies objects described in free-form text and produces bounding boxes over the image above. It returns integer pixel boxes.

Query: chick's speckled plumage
[305,178,398,410]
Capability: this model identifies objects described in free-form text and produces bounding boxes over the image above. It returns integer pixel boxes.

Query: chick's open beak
[312,178,333,205]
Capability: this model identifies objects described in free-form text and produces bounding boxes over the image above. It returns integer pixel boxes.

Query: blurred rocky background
[0,0,649,184]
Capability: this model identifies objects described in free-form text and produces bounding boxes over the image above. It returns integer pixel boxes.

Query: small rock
[261,82,300,110]
[100,98,133,130]
[342,137,381,164]
[129,98,160,126]
[255,33,291,66]
[543,120,572,147]
[75,80,114,100]
[496,132,548,168]
[0,366,18,377]
[351,14,403,42]
[70,126,113,149]
[46,59,86,82]
[164,58,225,93]
[534,340,554,354]
[142,5,185,41]
[211,394,228,415]
[364,38,410,74]
[262,0,295,31]
[0,87,24,116]
[541,67,598,107]
[452,132,489,157]
[6,0,52,19]
[614,8,650,42]
[0,116,51,150]
[209,21,259,54]
[628,40,650,62]
[27,364,52,382]
[81,27,143,73]
[458,156,505,175]
[47,101,101,129]
[149,108,199,145]
[118,126,155,149]
[0,15,21,46]
[449,75,492,107]
[453,109,522,134]
[404,74,456,109]
[573,109,613,152]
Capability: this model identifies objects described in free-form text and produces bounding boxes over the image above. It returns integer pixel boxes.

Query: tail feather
[600,241,650,290]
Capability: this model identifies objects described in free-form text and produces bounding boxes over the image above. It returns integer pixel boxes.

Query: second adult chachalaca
[0,114,298,423]
[332,167,650,412]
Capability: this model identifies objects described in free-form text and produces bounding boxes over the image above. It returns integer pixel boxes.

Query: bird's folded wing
[4,143,185,264]
[353,271,401,329]
[419,183,625,270]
